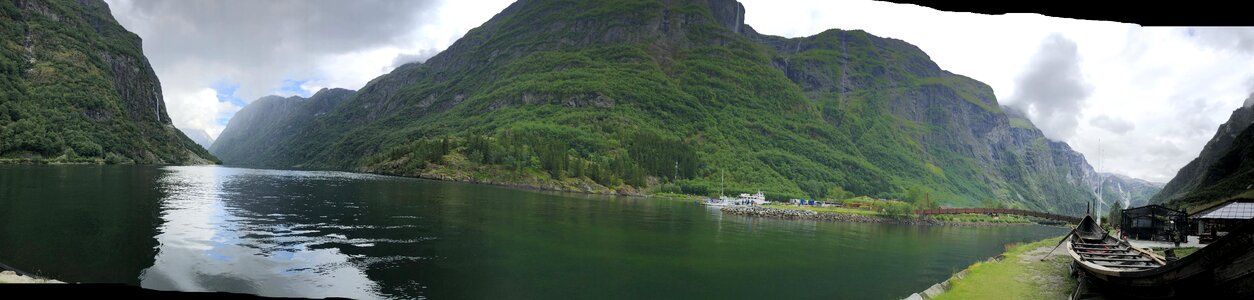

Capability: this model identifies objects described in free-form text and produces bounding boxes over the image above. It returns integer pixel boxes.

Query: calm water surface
[0,165,1065,299]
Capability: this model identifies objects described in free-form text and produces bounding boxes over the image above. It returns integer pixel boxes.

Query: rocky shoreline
[0,271,62,284]
[720,206,1034,226]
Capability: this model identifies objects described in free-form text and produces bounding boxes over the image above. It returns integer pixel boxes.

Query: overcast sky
[104,0,1254,182]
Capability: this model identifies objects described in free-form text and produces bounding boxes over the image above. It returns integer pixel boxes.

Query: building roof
[1122,204,1186,219]
[1193,201,1254,220]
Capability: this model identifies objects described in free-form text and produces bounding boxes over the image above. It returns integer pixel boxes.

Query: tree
[825,185,853,201]
[881,201,914,217]
[920,192,937,209]
[1107,201,1123,229]
[905,185,924,204]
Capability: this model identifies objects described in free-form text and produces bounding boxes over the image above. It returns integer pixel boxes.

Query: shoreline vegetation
[6,163,1051,226]
[370,170,1059,226]
[0,155,217,165]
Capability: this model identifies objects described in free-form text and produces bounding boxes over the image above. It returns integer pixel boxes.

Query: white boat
[737,191,769,206]
[700,170,736,206]
[701,195,736,207]
[699,171,769,206]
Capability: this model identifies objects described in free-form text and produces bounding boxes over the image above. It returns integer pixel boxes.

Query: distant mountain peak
[180,128,215,150]
[209,89,355,164]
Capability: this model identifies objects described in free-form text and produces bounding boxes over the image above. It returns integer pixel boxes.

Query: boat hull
[1066,216,1254,298]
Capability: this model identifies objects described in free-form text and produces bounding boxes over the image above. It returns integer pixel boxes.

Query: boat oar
[1041,227,1078,261]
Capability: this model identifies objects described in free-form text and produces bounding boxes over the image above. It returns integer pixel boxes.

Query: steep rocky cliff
[0,0,216,164]
[210,88,353,165]
[215,0,1152,214]
[1152,100,1254,208]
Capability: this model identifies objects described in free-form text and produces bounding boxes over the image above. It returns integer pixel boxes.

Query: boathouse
[1189,199,1254,243]
[1119,204,1187,242]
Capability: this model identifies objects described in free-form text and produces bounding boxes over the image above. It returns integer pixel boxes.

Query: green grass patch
[933,236,1075,300]
[930,213,1031,224]
[1009,118,1034,129]
[650,192,702,201]
[1150,247,1200,258]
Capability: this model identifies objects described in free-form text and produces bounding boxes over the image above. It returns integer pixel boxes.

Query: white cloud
[1089,115,1134,134]
[1007,34,1092,140]
[164,88,240,139]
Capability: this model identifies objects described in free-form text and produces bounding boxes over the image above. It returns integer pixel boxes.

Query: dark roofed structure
[1120,204,1187,243]
[1190,199,1254,243]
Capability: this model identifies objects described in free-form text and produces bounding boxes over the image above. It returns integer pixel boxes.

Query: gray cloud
[1089,115,1134,134]
[388,48,442,70]
[1186,28,1254,55]
[107,0,442,100]
[1007,34,1094,141]
[1168,96,1228,137]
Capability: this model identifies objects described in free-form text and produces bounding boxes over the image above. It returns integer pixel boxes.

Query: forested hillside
[214,0,1142,214]
[0,0,216,164]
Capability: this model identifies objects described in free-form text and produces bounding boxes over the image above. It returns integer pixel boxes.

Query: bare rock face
[704,0,745,34]
[96,50,171,124]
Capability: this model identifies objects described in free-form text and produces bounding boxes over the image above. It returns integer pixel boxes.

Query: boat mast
[1097,138,1103,226]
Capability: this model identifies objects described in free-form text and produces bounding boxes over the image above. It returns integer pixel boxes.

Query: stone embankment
[721,206,1037,227]
[720,206,941,224]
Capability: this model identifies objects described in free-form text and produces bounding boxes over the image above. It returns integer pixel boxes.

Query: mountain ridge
[210,88,354,165]
[213,0,1156,214]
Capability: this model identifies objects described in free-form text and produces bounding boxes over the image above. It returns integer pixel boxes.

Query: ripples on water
[139,167,438,299]
[0,165,1066,299]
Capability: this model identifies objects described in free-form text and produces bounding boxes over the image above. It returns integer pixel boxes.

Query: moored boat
[1065,214,1254,298]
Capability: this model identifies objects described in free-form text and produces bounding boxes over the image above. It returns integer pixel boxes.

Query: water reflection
[140,166,408,299]
[1,165,1067,299]
[0,165,163,283]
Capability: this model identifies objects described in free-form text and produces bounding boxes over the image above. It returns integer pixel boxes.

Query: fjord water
[0,165,1065,299]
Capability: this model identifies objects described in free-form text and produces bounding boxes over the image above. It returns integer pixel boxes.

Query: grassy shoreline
[923,235,1075,299]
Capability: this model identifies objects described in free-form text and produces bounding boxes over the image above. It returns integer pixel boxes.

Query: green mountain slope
[216,0,1128,214]
[0,0,216,164]
[1152,103,1254,209]
[210,88,353,165]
